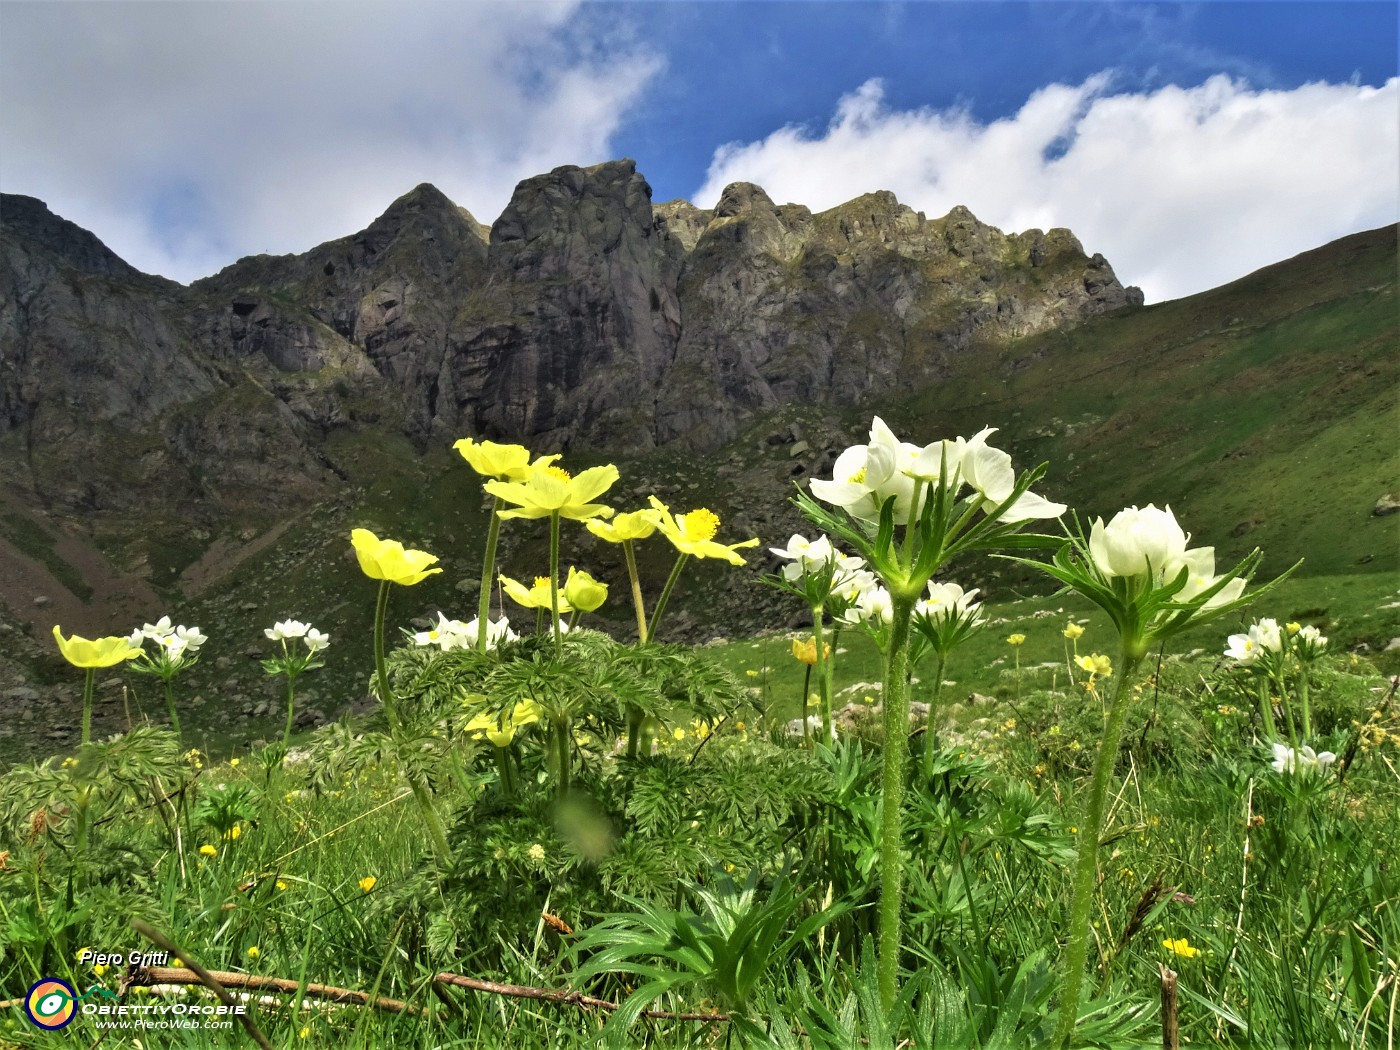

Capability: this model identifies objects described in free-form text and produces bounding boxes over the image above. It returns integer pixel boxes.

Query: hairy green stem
[877,594,917,1012]
[81,667,95,746]
[647,553,689,642]
[555,720,571,798]
[163,678,182,739]
[1299,672,1312,741]
[623,540,648,643]
[493,746,516,797]
[1256,677,1278,741]
[280,659,297,754]
[549,512,563,657]
[1054,648,1144,1048]
[921,650,948,779]
[812,607,832,745]
[623,539,651,759]
[477,494,505,651]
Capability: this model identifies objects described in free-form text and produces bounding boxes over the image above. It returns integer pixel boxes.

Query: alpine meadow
[0,149,1396,1050]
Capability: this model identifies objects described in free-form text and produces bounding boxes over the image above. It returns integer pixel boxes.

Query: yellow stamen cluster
[544,465,572,481]
[847,467,867,484]
[681,508,720,542]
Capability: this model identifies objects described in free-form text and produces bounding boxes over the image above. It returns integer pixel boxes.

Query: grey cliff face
[0,162,1141,522]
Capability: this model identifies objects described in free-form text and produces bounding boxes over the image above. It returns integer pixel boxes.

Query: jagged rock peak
[0,192,161,283]
[368,182,488,242]
[713,182,778,218]
[490,158,662,258]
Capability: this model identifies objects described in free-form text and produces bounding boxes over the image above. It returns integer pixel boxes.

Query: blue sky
[1,1,1395,301]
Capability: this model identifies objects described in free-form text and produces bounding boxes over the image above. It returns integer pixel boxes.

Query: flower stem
[81,667,95,746]
[623,540,648,643]
[922,650,948,779]
[1256,678,1278,741]
[477,494,505,651]
[812,608,832,745]
[1299,673,1312,741]
[281,660,297,754]
[163,678,182,739]
[555,720,571,799]
[549,512,562,657]
[371,578,449,867]
[493,746,516,797]
[877,593,916,1012]
[372,581,397,729]
[1054,648,1144,1048]
[647,553,689,642]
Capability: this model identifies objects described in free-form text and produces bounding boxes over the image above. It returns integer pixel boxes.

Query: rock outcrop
[0,159,1141,530]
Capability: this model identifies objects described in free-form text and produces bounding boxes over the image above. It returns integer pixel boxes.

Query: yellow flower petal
[647,497,759,565]
[586,509,657,543]
[453,437,559,481]
[350,529,442,586]
[52,626,143,668]
[485,464,619,521]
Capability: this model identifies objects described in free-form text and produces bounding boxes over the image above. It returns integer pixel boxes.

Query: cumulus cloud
[695,74,1399,301]
[0,2,660,282]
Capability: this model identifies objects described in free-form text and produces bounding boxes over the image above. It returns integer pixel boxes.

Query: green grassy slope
[888,225,1398,578]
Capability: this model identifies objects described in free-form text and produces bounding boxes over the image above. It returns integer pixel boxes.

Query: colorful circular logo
[25,978,77,1030]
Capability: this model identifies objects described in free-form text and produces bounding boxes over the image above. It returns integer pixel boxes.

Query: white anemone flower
[175,625,207,651]
[265,619,310,641]
[1225,632,1262,665]
[413,612,472,650]
[916,582,983,626]
[1271,742,1337,775]
[810,417,921,521]
[1088,505,1189,580]
[464,615,516,650]
[770,534,838,581]
[304,627,330,653]
[141,615,175,641]
[841,585,894,626]
[1250,618,1284,653]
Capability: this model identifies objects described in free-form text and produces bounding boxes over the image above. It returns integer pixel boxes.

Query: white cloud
[0,2,661,282]
[695,74,1399,302]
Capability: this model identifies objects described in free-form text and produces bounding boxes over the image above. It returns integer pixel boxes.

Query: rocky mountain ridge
[1,159,1140,620]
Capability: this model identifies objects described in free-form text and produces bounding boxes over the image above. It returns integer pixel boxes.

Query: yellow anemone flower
[465,700,543,747]
[1062,622,1085,640]
[350,529,442,586]
[52,627,143,668]
[586,509,658,543]
[562,567,608,612]
[647,497,758,565]
[500,574,574,612]
[484,464,619,521]
[358,876,377,893]
[1076,653,1114,677]
[199,844,217,858]
[453,437,559,481]
[1162,937,1199,959]
[791,637,831,666]
[1006,633,1027,646]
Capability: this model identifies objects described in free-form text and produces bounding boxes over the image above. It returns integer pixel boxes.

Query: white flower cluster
[1225,617,1327,666]
[810,417,1064,523]
[265,619,330,652]
[412,612,516,651]
[1270,742,1336,775]
[128,615,207,661]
